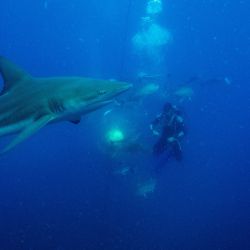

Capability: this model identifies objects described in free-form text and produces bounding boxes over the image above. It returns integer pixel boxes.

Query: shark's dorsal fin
[0,56,31,93]
[1,115,54,154]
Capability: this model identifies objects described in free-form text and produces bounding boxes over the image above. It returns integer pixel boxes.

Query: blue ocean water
[0,0,250,249]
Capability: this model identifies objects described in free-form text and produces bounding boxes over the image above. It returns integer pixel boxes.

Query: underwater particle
[106,129,125,143]
[147,0,162,15]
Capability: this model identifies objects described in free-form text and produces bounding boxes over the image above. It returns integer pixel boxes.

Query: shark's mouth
[83,99,114,114]
[89,83,132,110]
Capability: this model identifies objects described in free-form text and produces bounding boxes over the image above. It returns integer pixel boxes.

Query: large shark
[0,57,131,153]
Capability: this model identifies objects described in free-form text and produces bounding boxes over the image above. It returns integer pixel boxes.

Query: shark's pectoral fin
[69,119,81,125]
[1,115,54,154]
[69,116,81,124]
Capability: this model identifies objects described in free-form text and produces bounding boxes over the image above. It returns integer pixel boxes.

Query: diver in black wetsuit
[150,102,185,163]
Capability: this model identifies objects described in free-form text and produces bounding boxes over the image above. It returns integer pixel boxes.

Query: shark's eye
[98,90,107,95]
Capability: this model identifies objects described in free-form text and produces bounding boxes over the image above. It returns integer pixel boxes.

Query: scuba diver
[150,102,185,167]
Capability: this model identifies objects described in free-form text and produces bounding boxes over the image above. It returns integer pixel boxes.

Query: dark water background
[0,0,250,249]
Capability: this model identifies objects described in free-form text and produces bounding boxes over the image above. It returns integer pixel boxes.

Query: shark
[0,56,131,154]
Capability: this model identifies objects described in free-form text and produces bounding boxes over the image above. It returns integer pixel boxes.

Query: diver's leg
[153,136,167,156]
[171,140,182,161]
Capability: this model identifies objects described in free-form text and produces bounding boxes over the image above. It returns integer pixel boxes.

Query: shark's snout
[116,82,133,94]
[124,83,133,91]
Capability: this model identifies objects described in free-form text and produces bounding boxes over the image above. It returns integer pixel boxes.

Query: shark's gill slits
[97,89,107,95]
[48,99,65,114]
[0,111,12,123]
[0,107,23,126]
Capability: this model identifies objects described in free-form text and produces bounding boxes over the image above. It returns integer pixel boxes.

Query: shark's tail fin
[0,56,31,94]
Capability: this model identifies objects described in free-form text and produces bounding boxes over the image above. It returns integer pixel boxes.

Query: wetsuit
[150,104,185,161]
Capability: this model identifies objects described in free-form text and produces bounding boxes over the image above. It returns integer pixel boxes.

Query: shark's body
[0,57,131,153]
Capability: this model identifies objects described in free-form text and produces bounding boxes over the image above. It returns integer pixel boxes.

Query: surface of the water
[0,0,249,249]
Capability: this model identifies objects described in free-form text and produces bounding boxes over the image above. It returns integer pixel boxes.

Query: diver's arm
[151,114,161,125]
[174,115,186,138]
[150,114,161,135]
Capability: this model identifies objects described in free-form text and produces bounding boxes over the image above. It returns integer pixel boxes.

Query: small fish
[136,178,156,198]
[174,86,194,101]
[103,109,113,117]
[224,77,232,85]
[137,83,159,96]
[114,165,132,176]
